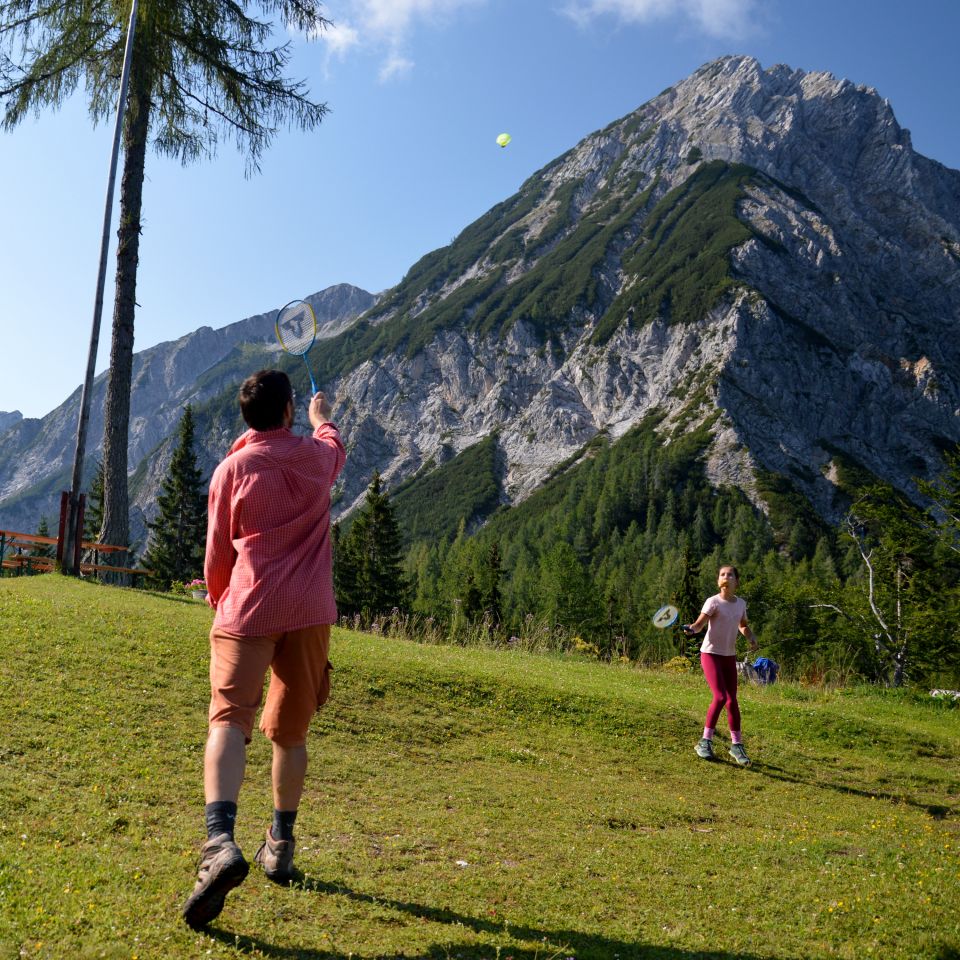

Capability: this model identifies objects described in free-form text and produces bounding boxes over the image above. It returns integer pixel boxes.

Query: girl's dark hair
[719,564,740,579]
[238,369,293,430]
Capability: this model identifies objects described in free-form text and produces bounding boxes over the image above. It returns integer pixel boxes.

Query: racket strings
[652,604,679,628]
[276,302,316,356]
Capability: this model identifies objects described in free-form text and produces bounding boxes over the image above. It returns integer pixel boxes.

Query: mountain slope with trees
[3,56,959,680]
[394,413,960,685]
[238,56,957,534]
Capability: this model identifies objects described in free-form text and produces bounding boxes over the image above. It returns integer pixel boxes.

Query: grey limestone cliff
[0,283,375,538]
[0,411,22,437]
[323,55,960,523]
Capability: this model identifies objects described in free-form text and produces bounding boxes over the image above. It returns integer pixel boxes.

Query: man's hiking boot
[254,830,297,885]
[695,737,715,760]
[181,834,248,930]
[729,743,752,767]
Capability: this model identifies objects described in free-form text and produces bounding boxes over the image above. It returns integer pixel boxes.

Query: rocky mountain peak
[540,54,943,224]
[0,411,23,437]
[328,56,960,523]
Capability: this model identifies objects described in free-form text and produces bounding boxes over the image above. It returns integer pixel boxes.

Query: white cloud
[318,0,487,81]
[320,20,360,57]
[379,54,416,83]
[685,0,755,37]
[562,0,756,39]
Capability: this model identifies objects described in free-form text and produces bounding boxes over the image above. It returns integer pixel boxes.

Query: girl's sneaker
[729,743,752,767]
[695,737,715,760]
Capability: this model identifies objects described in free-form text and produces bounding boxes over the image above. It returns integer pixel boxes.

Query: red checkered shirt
[204,422,346,636]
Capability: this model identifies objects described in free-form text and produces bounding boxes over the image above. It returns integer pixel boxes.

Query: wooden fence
[1,492,152,582]
[0,529,151,582]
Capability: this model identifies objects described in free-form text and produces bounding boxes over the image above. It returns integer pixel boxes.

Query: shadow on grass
[751,760,955,820]
[210,877,773,960]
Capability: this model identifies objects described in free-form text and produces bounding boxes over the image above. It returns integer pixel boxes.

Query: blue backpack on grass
[751,657,779,685]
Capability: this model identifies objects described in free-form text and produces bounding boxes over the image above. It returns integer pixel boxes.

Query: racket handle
[301,355,318,396]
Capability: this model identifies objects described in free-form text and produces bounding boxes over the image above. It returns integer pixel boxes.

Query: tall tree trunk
[101,60,151,581]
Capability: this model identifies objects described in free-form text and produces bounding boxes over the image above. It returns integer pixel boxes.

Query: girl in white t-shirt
[682,564,759,766]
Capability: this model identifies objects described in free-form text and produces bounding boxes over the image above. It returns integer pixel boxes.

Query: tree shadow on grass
[749,760,954,820]
[210,877,774,960]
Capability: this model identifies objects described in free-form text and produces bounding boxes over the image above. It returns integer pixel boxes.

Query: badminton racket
[652,604,679,629]
[275,299,318,396]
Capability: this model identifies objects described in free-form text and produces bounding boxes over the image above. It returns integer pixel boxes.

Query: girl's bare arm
[683,613,710,634]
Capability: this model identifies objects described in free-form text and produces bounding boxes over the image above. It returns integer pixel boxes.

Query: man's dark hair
[239,370,293,430]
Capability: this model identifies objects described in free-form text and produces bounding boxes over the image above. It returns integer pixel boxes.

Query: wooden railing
[0,529,151,582]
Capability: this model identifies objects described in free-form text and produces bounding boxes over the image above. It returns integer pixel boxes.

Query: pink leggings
[701,653,741,731]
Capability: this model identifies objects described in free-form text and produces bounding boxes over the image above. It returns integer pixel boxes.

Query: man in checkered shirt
[183,369,346,929]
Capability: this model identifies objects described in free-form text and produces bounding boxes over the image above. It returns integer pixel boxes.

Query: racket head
[275,299,317,356]
[652,604,679,629]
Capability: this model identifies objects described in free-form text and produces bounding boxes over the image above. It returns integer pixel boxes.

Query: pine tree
[676,545,701,656]
[479,541,503,625]
[540,541,601,637]
[810,536,839,586]
[332,521,360,618]
[2,2,330,564]
[81,459,107,572]
[504,543,538,627]
[407,539,447,620]
[84,460,106,542]
[461,575,484,623]
[143,406,206,590]
[438,519,471,615]
[337,472,408,618]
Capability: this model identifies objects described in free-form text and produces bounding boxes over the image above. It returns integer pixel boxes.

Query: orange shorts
[208,623,332,747]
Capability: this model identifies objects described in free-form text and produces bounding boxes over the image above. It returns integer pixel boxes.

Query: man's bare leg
[252,743,307,883]
[183,726,250,929]
[272,743,307,811]
[204,725,247,803]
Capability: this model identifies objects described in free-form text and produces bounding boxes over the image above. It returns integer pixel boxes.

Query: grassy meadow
[0,574,957,959]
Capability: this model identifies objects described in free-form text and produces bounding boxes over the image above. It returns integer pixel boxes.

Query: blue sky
[2,0,959,420]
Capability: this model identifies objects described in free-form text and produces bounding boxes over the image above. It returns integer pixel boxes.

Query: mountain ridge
[1,55,958,551]
[0,283,375,537]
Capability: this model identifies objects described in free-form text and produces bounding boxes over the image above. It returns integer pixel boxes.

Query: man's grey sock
[272,809,297,842]
[205,801,238,840]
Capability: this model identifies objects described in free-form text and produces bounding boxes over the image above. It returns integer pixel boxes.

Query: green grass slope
[0,576,958,959]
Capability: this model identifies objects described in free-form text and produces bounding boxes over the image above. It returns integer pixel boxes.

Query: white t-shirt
[699,593,747,657]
